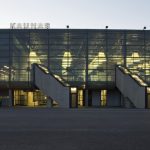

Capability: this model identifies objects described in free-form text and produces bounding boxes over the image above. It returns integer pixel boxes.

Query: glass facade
[0,29,150,90]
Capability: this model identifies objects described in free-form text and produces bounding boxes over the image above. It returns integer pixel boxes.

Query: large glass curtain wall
[0,30,9,82]
[11,30,48,82]
[88,30,124,87]
[49,30,86,86]
[0,29,150,88]
[126,31,150,82]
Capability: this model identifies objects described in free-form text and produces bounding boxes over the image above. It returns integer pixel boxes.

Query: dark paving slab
[0,107,150,150]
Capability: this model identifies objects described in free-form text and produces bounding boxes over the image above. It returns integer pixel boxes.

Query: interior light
[144,63,150,69]
[62,51,72,69]
[98,52,106,62]
[88,51,106,72]
[4,66,9,69]
[29,51,41,64]
[131,52,140,62]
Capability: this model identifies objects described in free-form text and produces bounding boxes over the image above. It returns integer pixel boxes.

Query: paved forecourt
[0,107,150,150]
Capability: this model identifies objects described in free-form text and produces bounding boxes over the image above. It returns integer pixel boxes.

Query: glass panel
[101,90,107,106]
[49,30,86,85]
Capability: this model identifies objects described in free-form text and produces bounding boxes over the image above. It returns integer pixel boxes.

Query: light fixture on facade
[147,87,150,93]
[71,87,77,94]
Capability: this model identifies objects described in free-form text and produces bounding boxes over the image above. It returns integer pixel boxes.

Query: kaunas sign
[10,23,50,29]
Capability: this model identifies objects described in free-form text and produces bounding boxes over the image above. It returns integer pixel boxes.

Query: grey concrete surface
[0,108,150,150]
[116,67,146,108]
[34,65,70,107]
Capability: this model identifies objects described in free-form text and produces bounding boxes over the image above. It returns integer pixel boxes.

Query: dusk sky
[0,0,150,29]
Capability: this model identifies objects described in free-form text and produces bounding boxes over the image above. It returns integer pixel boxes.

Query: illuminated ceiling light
[62,51,72,69]
[0,69,6,73]
[126,57,132,64]
[4,66,9,69]
[143,63,150,69]
[98,52,106,62]
[29,51,41,64]
[29,52,37,57]
[131,52,139,57]
[89,52,106,68]
[88,51,106,73]
[131,52,140,62]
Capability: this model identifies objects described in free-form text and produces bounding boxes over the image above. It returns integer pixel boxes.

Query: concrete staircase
[32,64,70,108]
[116,65,148,108]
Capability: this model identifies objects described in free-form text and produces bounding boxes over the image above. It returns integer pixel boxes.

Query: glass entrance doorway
[70,87,78,108]
[14,90,47,107]
[100,90,107,107]
[78,90,84,107]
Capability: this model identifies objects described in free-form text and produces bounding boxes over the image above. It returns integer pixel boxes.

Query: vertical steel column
[28,29,31,87]
[143,29,147,108]
[105,28,108,92]
[9,29,11,88]
[85,30,88,89]
[143,29,146,81]
[85,30,89,106]
[9,29,13,106]
[123,30,127,67]
[48,29,50,69]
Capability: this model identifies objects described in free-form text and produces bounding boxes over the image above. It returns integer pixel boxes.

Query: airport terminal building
[0,27,150,108]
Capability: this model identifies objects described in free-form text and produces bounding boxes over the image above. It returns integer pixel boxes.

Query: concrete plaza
[0,107,150,150]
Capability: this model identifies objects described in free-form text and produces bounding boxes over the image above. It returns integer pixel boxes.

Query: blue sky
[0,0,150,29]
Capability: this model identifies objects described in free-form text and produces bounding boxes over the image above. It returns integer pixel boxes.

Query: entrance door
[14,90,28,106]
[78,90,84,107]
[70,93,77,108]
[100,90,107,107]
